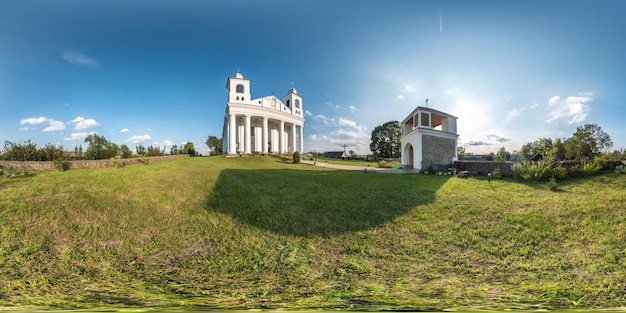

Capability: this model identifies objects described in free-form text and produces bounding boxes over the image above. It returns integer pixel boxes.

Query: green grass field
[0,156,625,309]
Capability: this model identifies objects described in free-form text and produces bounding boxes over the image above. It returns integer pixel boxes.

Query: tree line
[1,134,198,161]
[369,121,624,161]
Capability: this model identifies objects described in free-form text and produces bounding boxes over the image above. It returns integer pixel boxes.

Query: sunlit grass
[0,155,625,309]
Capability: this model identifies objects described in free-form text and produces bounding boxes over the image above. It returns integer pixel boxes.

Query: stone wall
[454,160,625,176]
[454,160,514,176]
[422,135,456,169]
[0,154,190,171]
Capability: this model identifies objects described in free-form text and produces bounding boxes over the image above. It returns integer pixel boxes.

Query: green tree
[205,136,223,155]
[36,143,64,161]
[495,147,510,161]
[136,145,147,156]
[170,144,179,155]
[457,146,465,160]
[146,145,163,156]
[348,150,356,158]
[1,140,38,161]
[84,134,117,160]
[370,120,401,159]
[182,142,196,156]
[120,144,133,158]
[564,124,613,160]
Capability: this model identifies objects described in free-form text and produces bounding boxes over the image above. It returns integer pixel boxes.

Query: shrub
[593,156,608,170]
[547,176,559,192]
[514,161,551,181]
[616,165,626,174]
[293,151,301,164]
[491,168,502,179]
[53,157,67,171]
[110,155,124,168]
[580,161,601,176]
[552,166,567,180]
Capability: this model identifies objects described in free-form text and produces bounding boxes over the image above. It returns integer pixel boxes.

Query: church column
[299,125,304,154]
[228,113,236,154]
[262,116,268,154]
[279,120,285,154]
[291,123,296,153]
[244,114,251,155]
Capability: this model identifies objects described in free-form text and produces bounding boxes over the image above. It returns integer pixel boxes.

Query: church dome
[234,72,244,79]
[288,87,297,94]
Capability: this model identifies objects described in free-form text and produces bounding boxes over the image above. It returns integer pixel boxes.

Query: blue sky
[1,0,625,155]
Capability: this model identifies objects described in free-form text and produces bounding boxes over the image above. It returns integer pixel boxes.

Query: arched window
[286,100,290,107]
[236,84,244,93]
[295,99,300,108]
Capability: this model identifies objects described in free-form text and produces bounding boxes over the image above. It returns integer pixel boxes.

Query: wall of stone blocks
[422,135,456,169]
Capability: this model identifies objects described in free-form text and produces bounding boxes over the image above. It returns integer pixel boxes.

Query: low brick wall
[0,154,190,171]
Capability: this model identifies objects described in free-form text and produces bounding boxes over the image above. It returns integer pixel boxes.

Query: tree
[136,145,147,156]
[1,140,38,161]
[206,136,222,155]
[120,144,133,158]
[564,123,613,160]
[495,147,511,161]
[84,134,112,160]
[170,144,179,155]
[182,142,196,156]
[370,120,401,159]
[457,146,466,160]
[348,150,357,158]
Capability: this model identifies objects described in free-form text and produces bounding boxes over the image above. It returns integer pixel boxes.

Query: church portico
[222,73,304,156]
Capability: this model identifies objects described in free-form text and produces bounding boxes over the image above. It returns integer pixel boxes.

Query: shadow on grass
[206,168,449,237]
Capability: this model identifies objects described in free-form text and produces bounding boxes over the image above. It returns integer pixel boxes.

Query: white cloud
[405,85,416,93]
[487,134,511,143]
[163,140,174,146]
[397,94,405,99]
[349,105,358,113]
[548,96,560,106]
[530,102,539,109]
[19,127,30,131]
[64,132,89,141]
[445,88,458,95]
[506,107,526,122]
[42,120,66,132]
[70,116,100,130]
[62,50,99,67]
[305,110,312,116]
[120,128,129,133]
[127,135,152,144]
[20,116,48,125]
[546,93,592,124]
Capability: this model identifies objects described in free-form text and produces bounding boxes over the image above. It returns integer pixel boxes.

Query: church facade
[222,72,304,155]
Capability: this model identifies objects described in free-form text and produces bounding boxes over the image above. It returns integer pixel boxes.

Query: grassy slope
[0,156,624,309]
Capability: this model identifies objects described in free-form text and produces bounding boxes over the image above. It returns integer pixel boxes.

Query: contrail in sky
[440,13,443,33]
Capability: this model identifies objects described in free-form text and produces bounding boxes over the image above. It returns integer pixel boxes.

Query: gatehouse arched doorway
[404,143,414,169]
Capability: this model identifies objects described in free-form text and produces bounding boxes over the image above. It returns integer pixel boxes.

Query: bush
[547,176,559,192]
[616,165,626,174]
[491,168,502,179]
[110,155,124,168]
[580,161,601,176]
[53,157,67,171]
[552,166,567,180]
[293,151,301,164]
[514,161,551,181]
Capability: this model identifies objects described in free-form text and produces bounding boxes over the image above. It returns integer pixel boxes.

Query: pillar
[228,113,236,154]
[279,120,285,154]
[291,124,296,153]
[299,125,304,154]
[244,114,251,154]
[262,116,268,154]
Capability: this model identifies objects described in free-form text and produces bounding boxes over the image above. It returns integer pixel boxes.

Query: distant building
[222,72,304,155]
[324,151,346,159]
[400,106,459,170]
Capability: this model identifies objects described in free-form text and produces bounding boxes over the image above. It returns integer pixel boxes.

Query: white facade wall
[222,72,305,155]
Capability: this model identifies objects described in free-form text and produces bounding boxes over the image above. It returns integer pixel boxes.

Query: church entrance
[408,144,414,168]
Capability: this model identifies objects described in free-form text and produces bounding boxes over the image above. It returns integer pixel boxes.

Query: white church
[222,72,305,155]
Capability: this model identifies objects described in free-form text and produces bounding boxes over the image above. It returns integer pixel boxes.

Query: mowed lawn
[0,156,624,309]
